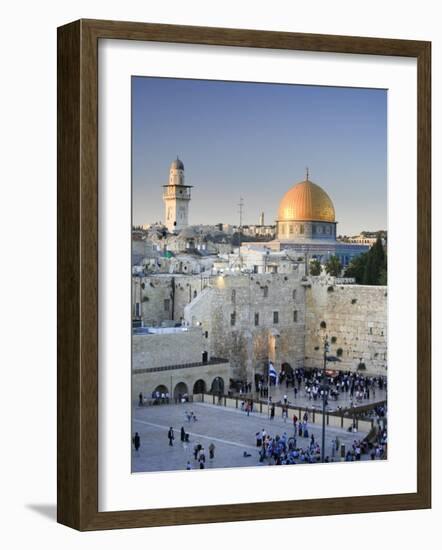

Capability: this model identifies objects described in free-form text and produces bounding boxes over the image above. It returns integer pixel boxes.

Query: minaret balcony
[163,187,192,200]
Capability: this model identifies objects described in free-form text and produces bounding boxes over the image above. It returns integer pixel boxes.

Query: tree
[344,252,368,283]
[325,255,342,277]
[309,258,321,276]
[344,238,387,285]
[363,237,386,285]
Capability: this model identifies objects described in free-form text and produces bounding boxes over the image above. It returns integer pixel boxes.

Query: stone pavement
[132,401,377,473]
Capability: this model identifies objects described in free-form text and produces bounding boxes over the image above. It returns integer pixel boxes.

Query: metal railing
[194,392,383,431]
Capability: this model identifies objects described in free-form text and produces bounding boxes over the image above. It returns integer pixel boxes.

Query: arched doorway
[174,382,189,401]
[281,362,294,386]
[153,384,169,395]
[193,379,206,394]
[211,376,224,395]
[281,362,293,376]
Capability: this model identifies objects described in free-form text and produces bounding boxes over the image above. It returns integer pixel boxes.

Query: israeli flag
[268,362,277,379]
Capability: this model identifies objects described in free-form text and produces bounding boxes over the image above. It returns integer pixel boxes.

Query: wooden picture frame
[57,19,431,530]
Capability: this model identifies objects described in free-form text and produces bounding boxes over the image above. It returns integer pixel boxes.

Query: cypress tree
[344,252,367,283]
[363,237,385,284]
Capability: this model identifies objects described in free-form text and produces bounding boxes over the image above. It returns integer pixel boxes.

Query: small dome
[278,178,335,223]
[170,157,184,170]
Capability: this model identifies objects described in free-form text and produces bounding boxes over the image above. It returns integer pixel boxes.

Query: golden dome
[278,179,335,222]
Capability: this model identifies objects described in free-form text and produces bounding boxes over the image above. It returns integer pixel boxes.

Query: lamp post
[321,336,330,463]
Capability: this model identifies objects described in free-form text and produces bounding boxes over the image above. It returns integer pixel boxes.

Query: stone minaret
[162,157,193,233]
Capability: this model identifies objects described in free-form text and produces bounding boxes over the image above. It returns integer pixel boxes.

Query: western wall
[304,279,388,375]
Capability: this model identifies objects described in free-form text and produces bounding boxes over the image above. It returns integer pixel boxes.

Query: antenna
[238,196,244,230]
[238,197,244,266]
[306,166,310,180]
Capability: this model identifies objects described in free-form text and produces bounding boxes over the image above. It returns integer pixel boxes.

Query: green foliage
[344,237,387,285]
[344,252,367,283]
[325,255,342,277]
[309,258,321,276]
[378,267,388,286]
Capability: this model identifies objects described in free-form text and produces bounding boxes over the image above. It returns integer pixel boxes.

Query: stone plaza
[132,401,377,473]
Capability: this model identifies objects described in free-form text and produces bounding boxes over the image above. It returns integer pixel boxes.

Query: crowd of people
[298,368,387,405]
[246,367,388,409]
[138,390,191,406]
[253,407,388,466]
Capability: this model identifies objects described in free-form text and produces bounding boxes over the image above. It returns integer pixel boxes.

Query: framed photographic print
[57,19,431,530]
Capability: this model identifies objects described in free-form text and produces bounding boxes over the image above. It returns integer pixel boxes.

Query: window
[253,265,258,274]
[263,286,268,298]
[292,289,297,300]
[135,303,140,317]
[164,299,170,312]
[205,331,209,339]
[293,310,298,323]
[231,289,236,303]
[273,311,279,324]
[254,312,259,326]
[230,312,236,326]
[300,224,304,234]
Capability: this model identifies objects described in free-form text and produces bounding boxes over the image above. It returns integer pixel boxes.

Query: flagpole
[267,362,270,418]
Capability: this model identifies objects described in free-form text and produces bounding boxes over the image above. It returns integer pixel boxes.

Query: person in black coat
[168,427,174,446]
[133,432,140,452]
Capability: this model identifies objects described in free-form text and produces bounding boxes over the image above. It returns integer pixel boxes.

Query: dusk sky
[132,77,387,236]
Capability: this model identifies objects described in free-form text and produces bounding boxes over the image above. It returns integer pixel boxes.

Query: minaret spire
[305,166,310,180]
